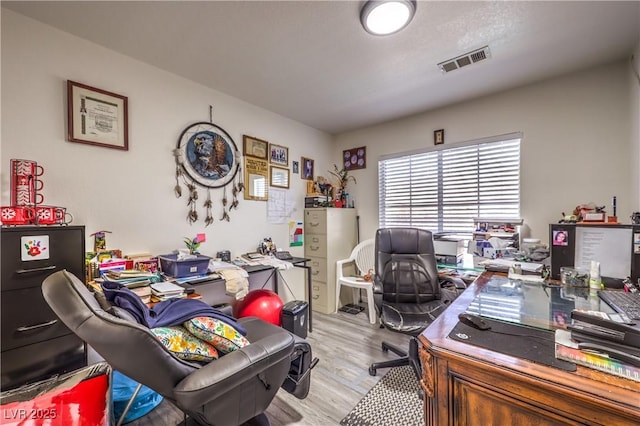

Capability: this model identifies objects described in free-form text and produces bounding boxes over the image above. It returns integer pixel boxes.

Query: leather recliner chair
[41,269,298,426]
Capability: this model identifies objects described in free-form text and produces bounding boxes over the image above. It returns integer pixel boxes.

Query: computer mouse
[458,312,491,330]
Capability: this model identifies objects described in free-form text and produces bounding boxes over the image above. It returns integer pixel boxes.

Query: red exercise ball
[233,289,284,326]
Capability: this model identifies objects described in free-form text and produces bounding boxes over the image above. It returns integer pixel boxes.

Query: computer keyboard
[598,290,640,320]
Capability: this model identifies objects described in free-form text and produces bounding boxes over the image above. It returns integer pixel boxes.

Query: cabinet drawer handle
[312,270,320,276]
[309,222,319,227]
[312,295,320,300]
[16,265,57,274]
[310,245,320,251]
[17,319,58,332]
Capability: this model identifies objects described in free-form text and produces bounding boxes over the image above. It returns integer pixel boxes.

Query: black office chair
[41,270,300,426]
[368,227,466,377]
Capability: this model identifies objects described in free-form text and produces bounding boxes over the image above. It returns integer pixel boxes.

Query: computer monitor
[573,226,632,282]
[550,223,640,287]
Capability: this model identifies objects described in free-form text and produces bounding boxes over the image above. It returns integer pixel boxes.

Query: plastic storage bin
[158,254,211,278]
[112,370,163,424]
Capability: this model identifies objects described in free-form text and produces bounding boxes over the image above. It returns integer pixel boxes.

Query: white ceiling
[3,1,639,135]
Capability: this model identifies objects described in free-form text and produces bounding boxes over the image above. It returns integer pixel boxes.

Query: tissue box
[159,254,211,278]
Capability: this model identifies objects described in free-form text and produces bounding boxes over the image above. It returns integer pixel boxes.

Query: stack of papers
[150,281,185,302]
[479,258,543,273]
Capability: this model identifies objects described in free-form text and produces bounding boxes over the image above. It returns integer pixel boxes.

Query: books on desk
[103,270,156,289]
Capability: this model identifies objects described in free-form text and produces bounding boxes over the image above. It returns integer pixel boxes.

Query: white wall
[334,61,634,244]
[630,41,640,212]
[1,10,333,261]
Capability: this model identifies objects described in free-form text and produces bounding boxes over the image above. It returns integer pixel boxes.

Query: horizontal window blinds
[379,137,520,232]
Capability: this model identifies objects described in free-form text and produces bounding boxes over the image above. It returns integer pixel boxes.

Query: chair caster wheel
[369,366,377,376]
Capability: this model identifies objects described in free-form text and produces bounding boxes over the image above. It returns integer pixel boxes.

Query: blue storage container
[112,371,163,424]
[158,253,211,278]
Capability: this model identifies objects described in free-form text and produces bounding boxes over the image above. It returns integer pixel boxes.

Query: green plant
[184,235,205,254]
[328,164,356,190]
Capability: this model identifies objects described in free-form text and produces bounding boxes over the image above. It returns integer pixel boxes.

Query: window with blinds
[378,134,521,233]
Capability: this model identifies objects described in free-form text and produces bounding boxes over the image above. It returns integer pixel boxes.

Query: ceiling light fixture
[360,0,417,36]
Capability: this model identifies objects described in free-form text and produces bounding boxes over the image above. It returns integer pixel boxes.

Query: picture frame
[270,165,290,188]
[243,135,269,160]
[301,157,314,180]
[269,143,289,166]
[67,80,129,150]
[292,161,299,174]
[342,146,366,170]
[434,129,445,145]
[244,157,269,201]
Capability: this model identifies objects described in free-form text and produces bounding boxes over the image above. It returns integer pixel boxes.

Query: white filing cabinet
[304,208,357,314]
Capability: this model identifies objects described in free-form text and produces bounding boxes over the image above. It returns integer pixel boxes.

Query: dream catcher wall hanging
[173,114,243,226]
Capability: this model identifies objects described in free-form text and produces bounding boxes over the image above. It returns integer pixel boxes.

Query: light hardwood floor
[125,307,412,426]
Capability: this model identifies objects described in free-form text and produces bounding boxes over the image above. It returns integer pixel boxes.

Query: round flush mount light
[360,0,417,36]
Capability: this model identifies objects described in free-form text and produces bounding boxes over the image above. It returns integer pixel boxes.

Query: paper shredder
[281,300,308,338]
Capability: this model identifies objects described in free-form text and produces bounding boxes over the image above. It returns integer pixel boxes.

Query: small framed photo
[343,146,366,170]
[292,161,299,174]
[270,165,290,188]
[67,80,129,150]
[243,135,269,160]
[434,129,445,145]
[269,144,289,166]
[301,157,314,180]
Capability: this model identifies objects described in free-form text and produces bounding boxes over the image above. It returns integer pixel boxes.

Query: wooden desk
[418,271,640,425]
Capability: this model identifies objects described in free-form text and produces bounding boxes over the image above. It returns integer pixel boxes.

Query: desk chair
[368,228,466,377]
[42,270,297,426]
[335,239,376,324]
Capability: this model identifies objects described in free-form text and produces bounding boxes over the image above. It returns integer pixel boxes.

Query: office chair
[368,228,466,377]
[335,238,376,324]
[42,270,297,426]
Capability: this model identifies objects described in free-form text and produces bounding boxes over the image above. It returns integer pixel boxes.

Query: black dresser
[1,226,87,391]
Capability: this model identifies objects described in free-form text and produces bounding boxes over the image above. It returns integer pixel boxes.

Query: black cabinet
[1,226,87,391]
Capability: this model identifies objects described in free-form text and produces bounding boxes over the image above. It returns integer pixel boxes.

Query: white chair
[335,239,376,324]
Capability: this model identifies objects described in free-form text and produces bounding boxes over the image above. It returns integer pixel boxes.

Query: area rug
[340,365,424,426]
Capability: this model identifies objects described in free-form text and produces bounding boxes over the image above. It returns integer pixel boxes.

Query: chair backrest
[352,239,375,276]
[42,270,196,399]
[374,227,440,304]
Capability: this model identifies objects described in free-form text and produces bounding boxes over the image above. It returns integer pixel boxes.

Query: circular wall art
[176,122,240,188]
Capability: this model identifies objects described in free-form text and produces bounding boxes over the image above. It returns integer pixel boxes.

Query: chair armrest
[439,275,467,290]
[173,330,295,409]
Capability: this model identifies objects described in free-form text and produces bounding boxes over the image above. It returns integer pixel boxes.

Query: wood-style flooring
[125,307,412,426]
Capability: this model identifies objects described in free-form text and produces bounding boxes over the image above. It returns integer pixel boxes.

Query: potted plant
[329,164,356,207]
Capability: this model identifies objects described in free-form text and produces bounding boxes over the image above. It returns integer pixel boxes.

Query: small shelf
[472,217,523,251]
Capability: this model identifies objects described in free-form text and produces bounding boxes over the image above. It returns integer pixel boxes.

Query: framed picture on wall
[434,129,445,145]
[342,146,366,170]
[301,157,314,180]
[67,80,129,150]
[269,144,289,166]
[270,165,290,188]
[243,135,269,160]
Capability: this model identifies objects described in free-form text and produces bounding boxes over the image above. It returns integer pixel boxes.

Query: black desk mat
[448,317,576,372]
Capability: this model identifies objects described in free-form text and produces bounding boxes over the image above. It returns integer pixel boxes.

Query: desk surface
[419,271,639,425]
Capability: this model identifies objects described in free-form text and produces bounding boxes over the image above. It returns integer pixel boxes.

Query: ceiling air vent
[437,45,491,73]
